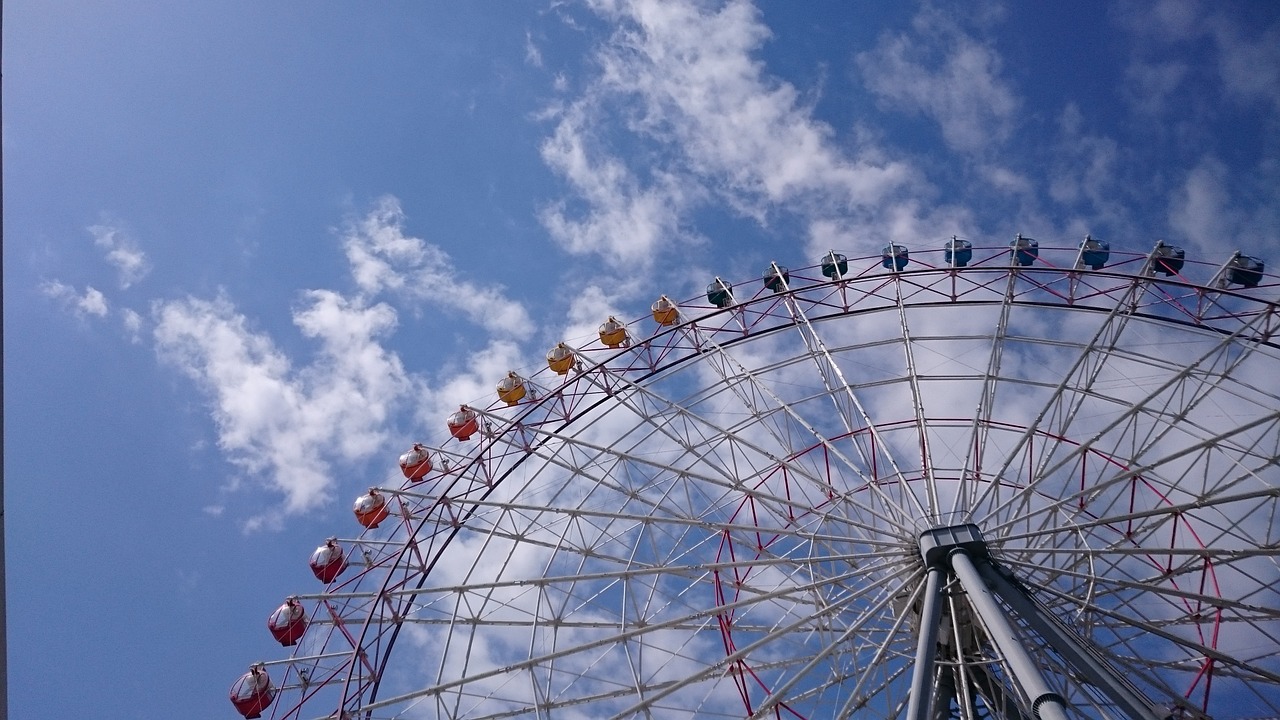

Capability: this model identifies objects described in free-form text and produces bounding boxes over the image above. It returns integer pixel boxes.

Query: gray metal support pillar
[907,566,945,720]
[977,563,1165,720]
[949,550,1070,720]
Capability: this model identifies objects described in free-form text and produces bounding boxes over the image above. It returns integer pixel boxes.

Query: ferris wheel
[229,237,1280,720]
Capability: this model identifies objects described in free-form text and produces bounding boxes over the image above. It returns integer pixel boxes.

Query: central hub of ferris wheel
[908,524,1168,720]
[917,523,990,569]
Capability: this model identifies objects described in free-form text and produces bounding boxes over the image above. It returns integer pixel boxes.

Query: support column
[949,550,1070,720]
[976,563,1165,720]
[907,566,945,720]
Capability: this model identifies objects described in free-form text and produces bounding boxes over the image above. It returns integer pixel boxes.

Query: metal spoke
[679,303,924,524]
[979,304,1279,531]
[954,270,1018,518]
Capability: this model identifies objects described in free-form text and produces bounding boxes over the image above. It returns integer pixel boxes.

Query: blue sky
[6,1,1280,717]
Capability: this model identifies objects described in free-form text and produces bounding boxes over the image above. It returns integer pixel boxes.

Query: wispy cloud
[539,101,694,271]
[143,196,542,526]
[1168,155,1238,257]
[1121,60,1188,116]
[88,222,151,289]
[41,280,109,317]
[1118,1,1280,114]
[153,291,415,521]
[341,196,535,339]
[591,0,912,211]
[524,30,544,68]
[539,0,918,286]
[1047,103,1132,231]
[1212,20,1280,112]
[121,308,144,343]
[1109,0,1280,257]
[857,5,1019,155]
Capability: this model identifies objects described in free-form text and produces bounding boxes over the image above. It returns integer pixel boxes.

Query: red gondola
[309,538,347,584]
[229,664,274,719]
[267,597,307,646]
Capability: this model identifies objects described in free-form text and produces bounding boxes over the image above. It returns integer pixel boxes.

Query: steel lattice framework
[232,240,1280,720]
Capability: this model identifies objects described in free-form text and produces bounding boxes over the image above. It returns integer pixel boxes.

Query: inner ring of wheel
[712,417,1219,718]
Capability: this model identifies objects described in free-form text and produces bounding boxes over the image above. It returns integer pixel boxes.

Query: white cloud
[153,291,415,519]
[341,196,536,339]
[1118,2,1280,113]
[292,290,415,459]
[1045,103,1133,232]
[88,223,151,289]
[42,280,109,317]
[1115,0,1203,42]
[1168,155,1236,256]
[540,0,916,271]
[524,30,544,68]
[343,196,434,296]
[857,5,1020,154]
[593,0,912,209]
[980,164,1034,196]
[140,196,547,524]
[540,103,693,269]
[1122,60,1188,116]
[561,283,626,345]
[121,308,144,343]
[1212,20,1280,112]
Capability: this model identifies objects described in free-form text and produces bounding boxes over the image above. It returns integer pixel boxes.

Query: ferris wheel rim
[248,242,1279,720]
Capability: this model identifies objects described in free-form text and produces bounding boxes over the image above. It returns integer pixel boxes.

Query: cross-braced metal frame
[231,240,1280,720]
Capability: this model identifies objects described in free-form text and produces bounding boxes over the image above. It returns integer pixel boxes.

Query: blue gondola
[1080,235,1110,270]
[821,251,848,279]
[1153,245,1185,276]
[763,264,790,293]
[1011,235,1039,267]
[707,277,734,308]
[944,237,972,267]
[881,244,909,271]
[1228,255,1265,288]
